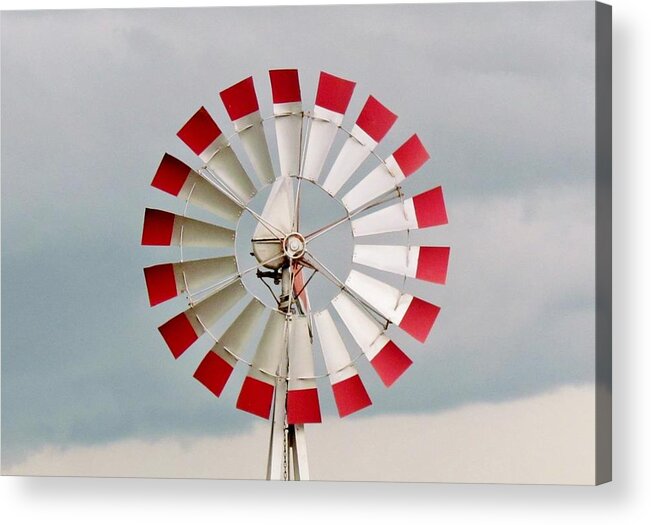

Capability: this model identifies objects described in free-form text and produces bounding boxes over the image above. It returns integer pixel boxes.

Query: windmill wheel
[141,69,449,479]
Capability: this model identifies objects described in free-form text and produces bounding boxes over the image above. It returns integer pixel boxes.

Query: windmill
[141,69,449,480]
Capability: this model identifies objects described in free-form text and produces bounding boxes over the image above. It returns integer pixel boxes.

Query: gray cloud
[2,2,597,467]
[5,386,596,484]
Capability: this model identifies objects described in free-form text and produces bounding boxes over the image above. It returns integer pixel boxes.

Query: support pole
[266,348,289,480]
[266,266,310,480]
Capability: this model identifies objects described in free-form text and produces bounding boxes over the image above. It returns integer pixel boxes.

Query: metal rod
[293,176,303,232]
[294,268,317,300]
[304,213,350,244]
[303,189,402,244]
[282,267,294,481]
[302,250,391,326]
[291,109,313,232]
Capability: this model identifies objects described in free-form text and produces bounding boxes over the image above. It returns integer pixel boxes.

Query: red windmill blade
[342,134,430,212]
[302,71,356,182]
[321,95,398,196]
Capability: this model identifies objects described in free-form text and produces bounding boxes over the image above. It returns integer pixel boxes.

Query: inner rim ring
[232,176,355,314]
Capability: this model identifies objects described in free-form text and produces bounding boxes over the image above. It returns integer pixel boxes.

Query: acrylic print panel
[0,1,611,484]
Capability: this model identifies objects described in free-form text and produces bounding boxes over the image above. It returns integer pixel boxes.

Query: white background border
[1,0,648,522]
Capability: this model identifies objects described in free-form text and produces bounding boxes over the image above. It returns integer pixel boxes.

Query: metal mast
[266,267,309,480]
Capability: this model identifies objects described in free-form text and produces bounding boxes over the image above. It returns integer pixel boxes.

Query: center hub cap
[283,232,305,260]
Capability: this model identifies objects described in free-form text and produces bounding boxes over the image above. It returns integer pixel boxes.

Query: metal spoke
[302,250,391,326]
[304,188,402,244]
[293,176,303,232]
[303,214,350,244]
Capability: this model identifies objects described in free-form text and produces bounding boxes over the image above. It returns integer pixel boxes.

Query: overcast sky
[1,2,597,482]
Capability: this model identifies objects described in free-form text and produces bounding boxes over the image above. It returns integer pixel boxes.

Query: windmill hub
[283,232,305,260]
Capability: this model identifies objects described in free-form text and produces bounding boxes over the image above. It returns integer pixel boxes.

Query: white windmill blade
[141,208,235,248]
[302,71,356,181]
[151,154,244,223]
[236,310,286,419]
[193,299,267,398]
[332,293,412,387]
[143,255,238,307]
[287,315,321,424]
[269,69,303,178]
[157,280,247,359]
[177,106,257,204]
[253,174,294,238]
[351,186,448,237]
[220,76,275,185]
[353,245,450,285]
[341,134,430,212]
[312,309,372,418]
[251,176,294,268]
[321,95,398,196]
[345,270,440,343]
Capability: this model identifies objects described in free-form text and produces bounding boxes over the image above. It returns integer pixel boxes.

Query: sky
[1,2,598,482]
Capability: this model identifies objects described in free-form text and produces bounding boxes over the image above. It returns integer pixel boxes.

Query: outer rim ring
[176,112,413,381]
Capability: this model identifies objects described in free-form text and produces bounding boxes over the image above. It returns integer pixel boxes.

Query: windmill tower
[142,69,449,480]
